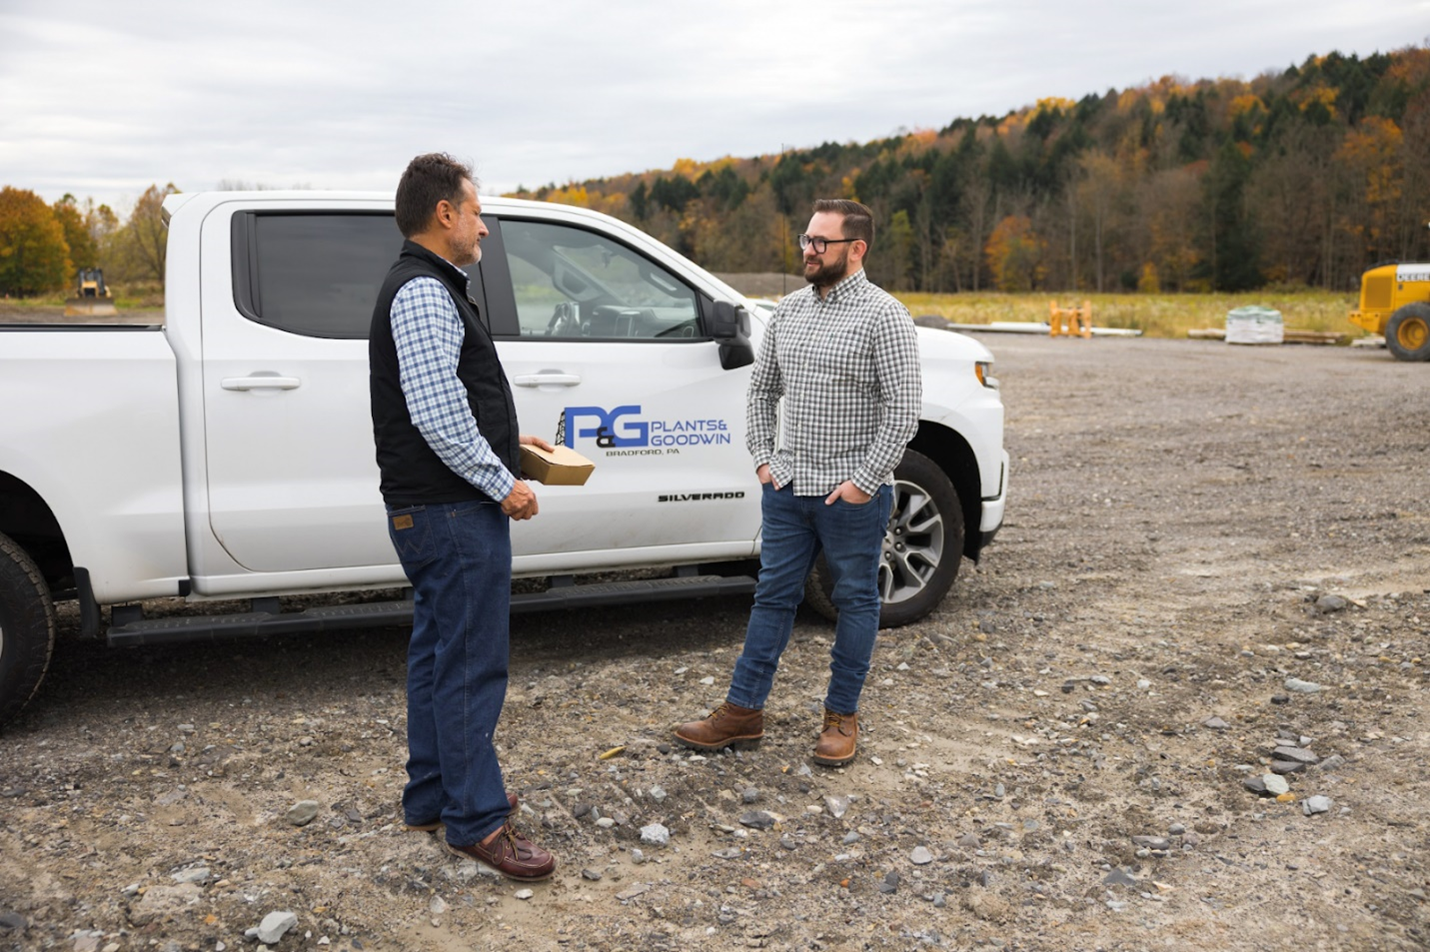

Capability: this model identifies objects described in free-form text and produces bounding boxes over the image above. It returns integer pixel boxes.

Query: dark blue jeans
[387,500,511,847]
[727,482,893,715]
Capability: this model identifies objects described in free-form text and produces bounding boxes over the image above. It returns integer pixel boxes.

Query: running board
[106,574,756,647]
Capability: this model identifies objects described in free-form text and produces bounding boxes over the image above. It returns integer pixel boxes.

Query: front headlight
[975,360,999,389]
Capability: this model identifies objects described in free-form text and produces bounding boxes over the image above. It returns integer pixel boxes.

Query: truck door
[197,204,404,573]
[482,216,761,562]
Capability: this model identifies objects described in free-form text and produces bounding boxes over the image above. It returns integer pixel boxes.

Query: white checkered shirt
[747,269,921,496]
[390,276,515,503]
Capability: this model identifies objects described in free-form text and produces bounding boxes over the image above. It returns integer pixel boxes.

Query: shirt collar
[819,267,868,304]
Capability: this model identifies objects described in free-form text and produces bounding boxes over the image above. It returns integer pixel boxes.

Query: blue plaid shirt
[390,276,515,503]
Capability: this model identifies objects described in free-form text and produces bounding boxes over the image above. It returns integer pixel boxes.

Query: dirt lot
[1,334,1427,952]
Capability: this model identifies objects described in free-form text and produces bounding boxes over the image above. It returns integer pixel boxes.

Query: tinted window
[500,220,701,340]
[245,214,401,339]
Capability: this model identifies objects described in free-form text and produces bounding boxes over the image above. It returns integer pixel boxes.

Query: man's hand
[756,464,779,490]
[520,434,554,452]
[825,480,872,506]
[501,479,539,520]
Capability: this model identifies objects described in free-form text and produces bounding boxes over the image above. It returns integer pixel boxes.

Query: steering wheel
[546,302,580,337]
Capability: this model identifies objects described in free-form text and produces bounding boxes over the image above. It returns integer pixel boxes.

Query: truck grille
[1363,274,1393,310]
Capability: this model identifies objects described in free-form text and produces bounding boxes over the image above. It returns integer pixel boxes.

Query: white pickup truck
[0,191,1008,727]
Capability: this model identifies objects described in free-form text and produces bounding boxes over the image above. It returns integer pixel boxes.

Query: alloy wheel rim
[879,478,945,604]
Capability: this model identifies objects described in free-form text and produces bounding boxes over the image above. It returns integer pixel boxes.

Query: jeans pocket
[388,505,435,570]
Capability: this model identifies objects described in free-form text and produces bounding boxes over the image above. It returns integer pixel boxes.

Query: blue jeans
[728,482,893,715]
[387,500,512,847]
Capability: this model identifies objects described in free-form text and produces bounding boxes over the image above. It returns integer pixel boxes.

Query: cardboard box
[519,444,595,486]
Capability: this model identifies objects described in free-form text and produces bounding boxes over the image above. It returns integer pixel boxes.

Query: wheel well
[0,472,74,595]
[907,422,983,561]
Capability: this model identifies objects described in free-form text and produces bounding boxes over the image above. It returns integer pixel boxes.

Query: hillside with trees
[3,46,1426,299]
[516,45,1430,295]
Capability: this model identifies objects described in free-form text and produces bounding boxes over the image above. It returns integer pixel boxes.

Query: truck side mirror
[711,301,755,370]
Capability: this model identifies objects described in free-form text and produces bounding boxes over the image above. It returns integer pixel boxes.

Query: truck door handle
[512,372,582,387]
[221,375,302,391]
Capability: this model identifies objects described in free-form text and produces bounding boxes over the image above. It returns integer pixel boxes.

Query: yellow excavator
[64,268,118,318]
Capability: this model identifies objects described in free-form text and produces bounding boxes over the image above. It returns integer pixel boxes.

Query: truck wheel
[0,531,56,730]
[1386,303,1430,361]
[804,450,965,628]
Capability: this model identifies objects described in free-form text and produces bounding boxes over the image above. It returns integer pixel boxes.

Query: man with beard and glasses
[674,198,921,766]
[370,153,556,881]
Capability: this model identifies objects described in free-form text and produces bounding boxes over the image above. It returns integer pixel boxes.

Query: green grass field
[893,290,1361,340]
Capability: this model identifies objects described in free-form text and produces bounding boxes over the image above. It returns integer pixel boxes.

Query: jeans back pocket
[387,505,435,569]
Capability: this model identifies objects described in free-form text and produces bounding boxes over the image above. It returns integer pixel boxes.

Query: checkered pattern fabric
[747,269,921,496]
[390,277,515,503]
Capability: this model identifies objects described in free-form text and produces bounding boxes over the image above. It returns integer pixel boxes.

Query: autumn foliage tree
[0,187,70,296]
[985,215,1045,290]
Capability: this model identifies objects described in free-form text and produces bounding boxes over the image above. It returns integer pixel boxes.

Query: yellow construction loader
[64,268,118,318]
[1350,224,1430,360]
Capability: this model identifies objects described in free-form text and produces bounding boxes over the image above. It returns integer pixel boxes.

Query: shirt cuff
[482,468,516,504]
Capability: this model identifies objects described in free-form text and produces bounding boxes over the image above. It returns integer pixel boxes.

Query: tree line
[0,184,176,296]
[516,45,1430,294]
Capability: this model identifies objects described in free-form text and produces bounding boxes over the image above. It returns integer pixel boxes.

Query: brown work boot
[812,708,858,766]
[406,791,519,832]
[448,819,556,882]
[673,701,764,750]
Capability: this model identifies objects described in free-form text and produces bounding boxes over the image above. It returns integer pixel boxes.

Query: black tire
[805,449,966,628]
[0,531,56,730]
[1386,303,1430,361]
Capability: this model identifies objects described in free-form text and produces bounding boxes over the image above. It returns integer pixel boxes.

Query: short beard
[803,250,849,289]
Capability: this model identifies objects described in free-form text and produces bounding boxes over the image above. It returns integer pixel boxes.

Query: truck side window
[499,220,702,340]
[236,214,402,339]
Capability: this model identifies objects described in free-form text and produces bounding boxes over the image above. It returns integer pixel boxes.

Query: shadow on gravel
[12,593,758,734]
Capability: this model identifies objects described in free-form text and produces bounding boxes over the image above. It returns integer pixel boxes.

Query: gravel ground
[2,334,1427,952]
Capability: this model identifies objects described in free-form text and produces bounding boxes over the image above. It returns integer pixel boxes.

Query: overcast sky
[1,1,1426,215]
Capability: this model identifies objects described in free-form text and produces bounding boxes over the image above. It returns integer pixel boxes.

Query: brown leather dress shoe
[673,701,764,750]
[405,791,519,832]
[448,820,556,882]
[812,708,858,766]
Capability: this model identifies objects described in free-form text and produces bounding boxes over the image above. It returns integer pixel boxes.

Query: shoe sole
[811,749,857,767]
[446,843,556,882]
[672,732,763,751]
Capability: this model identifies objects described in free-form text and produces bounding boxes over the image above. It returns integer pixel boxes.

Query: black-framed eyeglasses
[797,234,858,254]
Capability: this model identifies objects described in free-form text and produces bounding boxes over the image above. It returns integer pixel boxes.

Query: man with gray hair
[675,198,921,766]
[370,153,556,881]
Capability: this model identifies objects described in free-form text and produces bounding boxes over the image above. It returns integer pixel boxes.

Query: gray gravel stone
[255,911,297,944]
[1303,796,1333,816]
[824,795,850,818]
[1284,678,1324,693]
[910,846,934,865]
[639,822,670,846]
[284,800,319,827]
[1317,754,1347,771]
[1203,717,1230,730]
[1104,868,1138,887]
[1131,836,1170,850]
[1315,594,1348,614]
[739,810,777,830]
[1270,760,1307,775]
[1272,746,1320,764]
[1263,774,1290,796]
